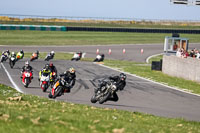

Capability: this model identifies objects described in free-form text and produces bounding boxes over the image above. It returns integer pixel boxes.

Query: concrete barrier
[0,24,67,31]
[162,55,200,82]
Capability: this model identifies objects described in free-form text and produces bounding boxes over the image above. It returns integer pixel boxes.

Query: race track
[1,44,200,121]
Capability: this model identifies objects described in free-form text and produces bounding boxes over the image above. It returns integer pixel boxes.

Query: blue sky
[1,0,200,21]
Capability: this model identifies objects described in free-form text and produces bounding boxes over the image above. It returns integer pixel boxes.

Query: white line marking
[96,63,200,97]
[1,63,23,93]
[146,53,164,63]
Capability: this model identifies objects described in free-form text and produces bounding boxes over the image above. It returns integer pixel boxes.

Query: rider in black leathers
[22,61,33,72]
[58,67,76,93]
[21,61,33,78]
[97,73,126,102]
[49,62,57,74]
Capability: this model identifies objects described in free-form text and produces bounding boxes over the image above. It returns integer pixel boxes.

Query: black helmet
[36,50,39,54]
[20,50,24,53]
[119,73,126,81]
[44,64,49,70]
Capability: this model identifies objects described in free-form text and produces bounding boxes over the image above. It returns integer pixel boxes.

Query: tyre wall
[0,24,67,31]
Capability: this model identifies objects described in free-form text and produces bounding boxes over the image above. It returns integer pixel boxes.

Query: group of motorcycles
[1,51,24,69]
[1,50,123,104]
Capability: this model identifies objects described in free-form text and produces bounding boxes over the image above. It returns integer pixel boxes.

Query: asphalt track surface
[1,44,200,122]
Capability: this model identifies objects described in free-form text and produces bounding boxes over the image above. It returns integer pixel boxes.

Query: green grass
[0,30,200,45]
[0,84,200,133]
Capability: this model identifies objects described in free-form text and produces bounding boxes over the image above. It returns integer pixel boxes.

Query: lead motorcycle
[48,77,71,99]
[21,70,33,88]
[9,56,16,69]
[40,73,50,92]
[91,79,117,104]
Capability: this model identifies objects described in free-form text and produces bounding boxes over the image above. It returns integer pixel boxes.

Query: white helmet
[51,51,55,54]
[25,61,29,66]
[11,52,15,55]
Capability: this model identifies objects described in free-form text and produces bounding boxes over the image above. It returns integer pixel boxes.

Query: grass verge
[0,84,200,133]
[0,30,200,45]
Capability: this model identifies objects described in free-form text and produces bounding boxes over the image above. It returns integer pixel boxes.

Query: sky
[1,0,200,21]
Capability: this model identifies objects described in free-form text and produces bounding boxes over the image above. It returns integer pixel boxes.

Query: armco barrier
[1,24,200,34]
[162,55,200,83]
[0,24,67,31]
[67,27,200,34]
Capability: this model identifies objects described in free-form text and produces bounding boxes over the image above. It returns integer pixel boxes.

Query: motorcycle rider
[58,67,76,93]
[2,50,10,56]
[49,62,57,74]
[9,52,16,65]
[21,61,33,78]
[31,50,39,60]
[45,51,55,60]
[1,50,10,62]
[39,64,52,82]
[96,73,126,102]
[16,50,24,60]
[9,52,16,58]
[93,54,105,62]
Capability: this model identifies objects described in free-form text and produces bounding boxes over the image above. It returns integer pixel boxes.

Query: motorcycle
[30,53,38,61]
[44,54,54,61]
[0,54,8,63]
[40,73,50,92]
[16,53,24,61]
[91,79,116,104]
[93,54,104,62]
[48,77,70,99]
[9,57,16,68]
[71,52,82,61]
[21,70,33,88]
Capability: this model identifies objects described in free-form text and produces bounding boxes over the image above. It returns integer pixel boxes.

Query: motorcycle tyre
[52,86,63,99]
[99,92,111,104]
[90,95,97,103]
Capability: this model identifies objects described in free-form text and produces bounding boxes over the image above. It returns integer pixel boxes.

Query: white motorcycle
[40,73,50,92]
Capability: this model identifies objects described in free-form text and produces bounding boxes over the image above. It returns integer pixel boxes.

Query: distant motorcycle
[71,52,82,61]
[40,73,50,92]
[16,52,24,61]
[49,77,70,99]
[21,70,33,88]
[9,57,16,68]
[44,54,54,61]
[0,54,8,63]
[91,79,116,104]
[93,54,104,62]
[30,53,38,62]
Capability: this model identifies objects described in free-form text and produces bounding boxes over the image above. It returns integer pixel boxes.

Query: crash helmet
[36,50,39,54]
[119,73,126,81]
[69,67,75,74]
[50,51,55,55]
[44,64,49,70]
[11,52,15,55]
[20,50,24,53]
[49,62,53,67]
[6,50,10,54]
[25,61,29,67]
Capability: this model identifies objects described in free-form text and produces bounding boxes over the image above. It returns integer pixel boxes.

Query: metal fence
[1,14,200,24]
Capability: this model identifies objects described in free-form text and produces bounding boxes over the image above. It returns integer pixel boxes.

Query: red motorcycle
[22,70,33,88]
